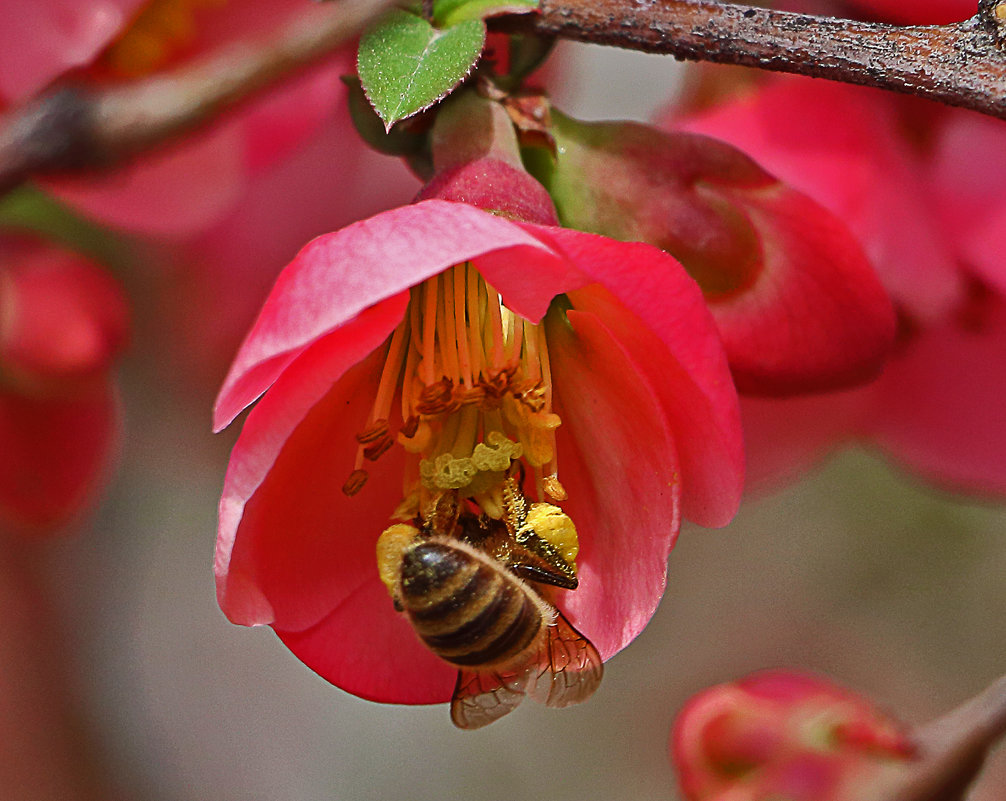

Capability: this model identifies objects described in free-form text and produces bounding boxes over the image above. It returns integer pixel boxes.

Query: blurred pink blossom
[672,670,914,801]
[0,237,128,534]
[669,73,1006,494]
[0,1,367,237]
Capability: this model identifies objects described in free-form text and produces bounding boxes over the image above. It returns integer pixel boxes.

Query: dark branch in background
[0,0,1005,196]
[0,0,393,196]
[504,0,1006,117]
[895,674,1006,801]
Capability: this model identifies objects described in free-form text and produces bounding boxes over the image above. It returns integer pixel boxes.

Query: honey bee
[377,483,603,729]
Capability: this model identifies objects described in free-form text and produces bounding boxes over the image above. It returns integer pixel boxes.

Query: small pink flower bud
[672,670,914,801]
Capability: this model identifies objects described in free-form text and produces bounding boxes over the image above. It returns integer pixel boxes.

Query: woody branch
[0,0,1005,196]
[505,0,1006,117]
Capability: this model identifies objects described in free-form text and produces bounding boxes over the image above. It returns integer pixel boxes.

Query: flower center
[345,263,567,521]
[99,0,227,77]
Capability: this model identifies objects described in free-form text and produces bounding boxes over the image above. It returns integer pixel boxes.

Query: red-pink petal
[674,77,962,323]
[0,383,120,534]
[930,111,1006,295]
[846,0,975,23]
[45,124,245,237]
[216,298,407,627]
[523,226,743,527]
[240,59,347,174]
[46,57,349,238]
[220,335,458,703]
[213,200,562,431]
[0,0,145,103]
[548,308,681,660]
[184,0,336,58]
[866,299,1006,494]
[673,669,913,801]
[703,179,896,394]
[739,390,869,493]
[276,580,456,704]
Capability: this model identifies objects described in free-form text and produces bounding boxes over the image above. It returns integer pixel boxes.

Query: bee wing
[450,667,534,730]
[528,610,604,708]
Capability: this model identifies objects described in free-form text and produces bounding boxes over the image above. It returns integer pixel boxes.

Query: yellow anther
[524,503,579,567]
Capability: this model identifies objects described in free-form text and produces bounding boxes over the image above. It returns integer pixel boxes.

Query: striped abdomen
[399,537,550,670]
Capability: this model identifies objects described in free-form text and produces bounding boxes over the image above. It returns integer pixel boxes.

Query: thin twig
[0,0,393,196]
[503,0,1006,118]
[893,674,1006,801]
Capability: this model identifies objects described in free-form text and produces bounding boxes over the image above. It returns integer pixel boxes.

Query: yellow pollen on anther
[346,264,568,531]
[100,0,227,77]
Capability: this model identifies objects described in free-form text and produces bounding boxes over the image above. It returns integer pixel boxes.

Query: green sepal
[434,0,537,27]
[342,76,430,158]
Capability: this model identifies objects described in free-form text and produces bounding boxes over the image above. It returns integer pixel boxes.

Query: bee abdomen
[399,539,545,669]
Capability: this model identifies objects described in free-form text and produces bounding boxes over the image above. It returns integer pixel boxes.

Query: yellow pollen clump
[100,0,226,77]
[376,523,420,598]
[523,504,579,567]
[471,430,523,472]
[420,453,479,490]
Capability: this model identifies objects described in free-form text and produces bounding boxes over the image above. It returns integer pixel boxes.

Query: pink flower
[669,75,1006,494]
[0,237,128,534]
[843,0,975,24]
[0,0,146,104]
[672,670,914,801]
[213,178,743,704]
[0,1,363,237]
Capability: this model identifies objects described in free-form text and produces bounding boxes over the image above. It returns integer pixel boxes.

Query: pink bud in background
[0,1,372,238]
[0,238,128,534]
[672,670,914,801]
[528,109,896,397]
[670,72,1006,496]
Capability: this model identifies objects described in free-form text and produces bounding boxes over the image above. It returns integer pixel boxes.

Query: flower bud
[529,109,896,395]
[417,90,559,226]
[672,670,914,801]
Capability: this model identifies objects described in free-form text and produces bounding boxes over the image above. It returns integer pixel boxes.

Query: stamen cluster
[344,263,566,520]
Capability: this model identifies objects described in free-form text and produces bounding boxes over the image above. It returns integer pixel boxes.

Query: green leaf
[434,0,538,27]
[358,10,486,131]
[341,76,429,157]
